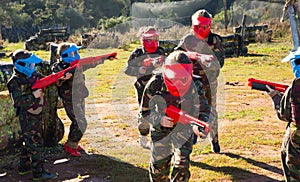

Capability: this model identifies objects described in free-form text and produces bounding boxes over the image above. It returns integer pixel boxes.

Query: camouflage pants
[135,77,151,136]
[204,80,218,142]
[19,112,45,176]
[149,124,193,182]
[281,125,300,181]
[63,98,87,148]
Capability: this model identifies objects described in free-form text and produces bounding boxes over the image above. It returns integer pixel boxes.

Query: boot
[33,172,58,180]
[64,143,81,157]
[18,166,31,175]
[139,135,150,149]
[211,140,220,153]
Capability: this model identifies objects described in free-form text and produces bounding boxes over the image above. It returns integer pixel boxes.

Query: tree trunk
[223,0,228,30]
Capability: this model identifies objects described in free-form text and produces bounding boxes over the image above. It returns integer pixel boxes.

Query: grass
[0,37,291,181]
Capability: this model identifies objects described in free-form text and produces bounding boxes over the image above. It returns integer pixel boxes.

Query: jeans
[288,5,300,51]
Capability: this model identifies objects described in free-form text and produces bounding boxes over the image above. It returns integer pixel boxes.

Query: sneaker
[33,172,58,181]
[64,143,81,157]
[211,140,220,153]
[18,168,32,175]
[77,145,84,151]
[139,135,150,149]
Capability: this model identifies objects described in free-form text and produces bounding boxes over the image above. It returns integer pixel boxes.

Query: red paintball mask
[163,63,193,97]
[141,30,159,53]
[192,16,211,40]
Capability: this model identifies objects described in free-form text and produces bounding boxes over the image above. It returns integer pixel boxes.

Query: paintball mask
[192,9,212,40]
[291,58,300,78]
[282,49,300,78]
[60,44,81,63]
[163,53,193,97]
[14,53,42,78]
[192,17,211,40]
[141,29,159,53]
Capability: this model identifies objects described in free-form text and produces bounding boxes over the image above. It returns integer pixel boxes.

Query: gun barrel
[248,78,289,93]
[32,52,118,90]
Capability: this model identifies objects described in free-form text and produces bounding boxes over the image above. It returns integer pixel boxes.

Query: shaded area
[224,152,283,176]
[191,152,283,181]
[0,145,149,182]
[245,53,268,57]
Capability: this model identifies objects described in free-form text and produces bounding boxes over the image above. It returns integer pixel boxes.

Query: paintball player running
[176,9,225,153]
[266,51,300,181]
[52,42,105,157]
[124,26,165,148]
[7,49,58,180]
[139,51,210,182]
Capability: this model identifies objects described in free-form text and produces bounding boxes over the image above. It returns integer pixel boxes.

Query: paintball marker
[184,51,213,67]
[165,105,210,134]
[141,56,163,67]
[32,52,117,90]
[248,78,289,93]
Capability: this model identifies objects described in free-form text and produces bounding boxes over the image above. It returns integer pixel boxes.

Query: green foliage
[98,16,131,31]
[0,0,227,34]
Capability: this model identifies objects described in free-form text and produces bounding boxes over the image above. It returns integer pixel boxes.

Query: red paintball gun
[165,105,210,134]
[141,56,164,67]
[184,51,213,67]
[32,52,118,90]
[248,78,289,93]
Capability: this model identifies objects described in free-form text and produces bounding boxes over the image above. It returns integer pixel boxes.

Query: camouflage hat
[11,49,31,62]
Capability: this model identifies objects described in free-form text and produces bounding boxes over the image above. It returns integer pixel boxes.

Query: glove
[142,56,163,68]
[266,85,283,110]
[138,66,147,74]
[192,124,208,139]
[152,56,163,68]
[160,116,174,128]
[198,54,214,68]
[142,58,153,67]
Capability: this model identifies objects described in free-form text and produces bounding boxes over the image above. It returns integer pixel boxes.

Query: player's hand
[160,116,174,128]
[32,89,44,98]
[192,125,207,138]
[280,17,284,23]
[152,56,163,68]
[265,85,283,110]
[142,58,153,67]
[60,72,73,80]
[265,85,281,97]
[199,54,214,67]
[138,66,147,74]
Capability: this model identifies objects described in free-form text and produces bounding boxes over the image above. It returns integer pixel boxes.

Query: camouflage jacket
[140,73,210,129]
[175,33,224,86]
[7,70,44,116]
[124,46,165,80]
[272,78,300,128]
[52,61,97,101]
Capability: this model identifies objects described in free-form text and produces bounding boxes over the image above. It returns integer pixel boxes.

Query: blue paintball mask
[291,57,300,78]
[14,53,42,78]
[282,49,300,78]
[60,44,81,63]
